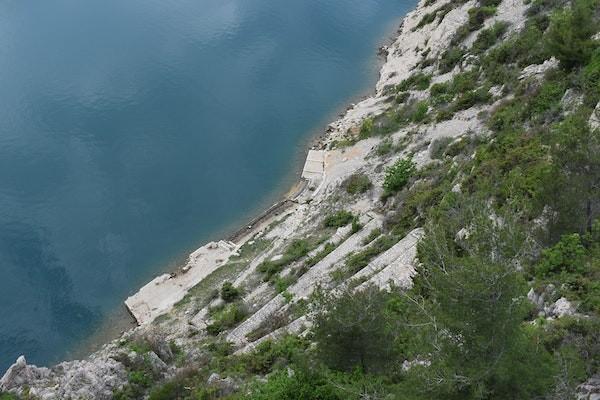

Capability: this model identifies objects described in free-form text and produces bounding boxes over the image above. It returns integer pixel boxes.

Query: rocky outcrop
[578,375,600,400]
[0,354,127,400]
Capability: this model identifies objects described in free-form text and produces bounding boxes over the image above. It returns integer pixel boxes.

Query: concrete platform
[301,150,325,181]
[125,240,236,325]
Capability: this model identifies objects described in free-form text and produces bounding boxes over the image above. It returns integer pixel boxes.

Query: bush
[220,281,240,302]
[436,109,455,121]
[324,210,355,228]
[450,70,479,93]
[581,49,600,105]
[485,24,549,68]
[258,239,312,281]
[411,207,556,399]
[148,381,187,400]
[468,6,497,30]
[242,368,342,400]
[359,117,374,138]
[239,335,307,374]
[383,158,416,194]
[376,138,393,155]
[411,101,429,122]
[206,302,247,335]
[471,21,509,53]
[345,235,398,275]
[439,47,466,72]
[429,137,454,159]
[451,87,492,111]
[537,234,587,276]
[343,173,372,194]
[396,73,432,91]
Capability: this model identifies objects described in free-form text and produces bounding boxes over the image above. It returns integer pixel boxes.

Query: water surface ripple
[0,0,416,369]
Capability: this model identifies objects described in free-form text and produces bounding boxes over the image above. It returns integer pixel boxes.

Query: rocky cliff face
[2,0,596,398]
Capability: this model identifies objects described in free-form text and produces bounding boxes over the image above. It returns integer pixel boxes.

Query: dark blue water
[0,0,415,369]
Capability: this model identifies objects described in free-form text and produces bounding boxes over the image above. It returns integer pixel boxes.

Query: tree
[310,285,407,374]
[548,112,600,235]
[408,199,555,399]
[545,0,599,69]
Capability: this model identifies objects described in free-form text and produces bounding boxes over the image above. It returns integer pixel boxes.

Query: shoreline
[122,5,411,325]
[64,9,410,361]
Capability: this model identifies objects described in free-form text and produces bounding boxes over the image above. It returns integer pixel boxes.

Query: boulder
[207,373,238,397]
[577,375,600,400]
[550,297,576,318]
[0,356,51,391]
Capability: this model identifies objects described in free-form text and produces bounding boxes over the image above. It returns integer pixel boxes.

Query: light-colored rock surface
[578,375,600,400]
[125,240,237,324]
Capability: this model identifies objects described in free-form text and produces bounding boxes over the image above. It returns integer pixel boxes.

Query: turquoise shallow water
[0,0,415,369]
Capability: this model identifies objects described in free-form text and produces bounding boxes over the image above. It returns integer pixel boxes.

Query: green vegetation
[206,302,248,335]
[257,239,312,282]
[471,21,509,53]
[220,282,240,303]
[343,173,372,194]
[345,235,398,276]
[323,210,355,228]
[395,72,432,92]
[383,157,416,196]
[429,136,454,159]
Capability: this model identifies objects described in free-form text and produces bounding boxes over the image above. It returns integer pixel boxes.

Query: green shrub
[450,70,480,93]
[324,210,355,228]
[257,239,312,281]
[396,73,432,91]
[376,138,393,155]
[395,91,410,104]
[242,368,342,400]
[415,10,439,29]
[580,49,600,105]
[471,21,509,53]
[128,370,152,387]
[148,381,187,400]
[343,173,372,194]
[451,87,492,111]
[383,157,416,194]
[537,234,587,276]
[436,109,455,121]
[345,235,398,274]
[411,101,429,122]
[429,137,454,159]
[359,117,374,138]
[220,281,240,302]
[362,228,382,245]
[439,47,466,72]
[305,242,336,268]
[430,81,450,97]
[468,6,497,30]
[206,302,248,335]
[239,335,307,375]
[485,24,550,68]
